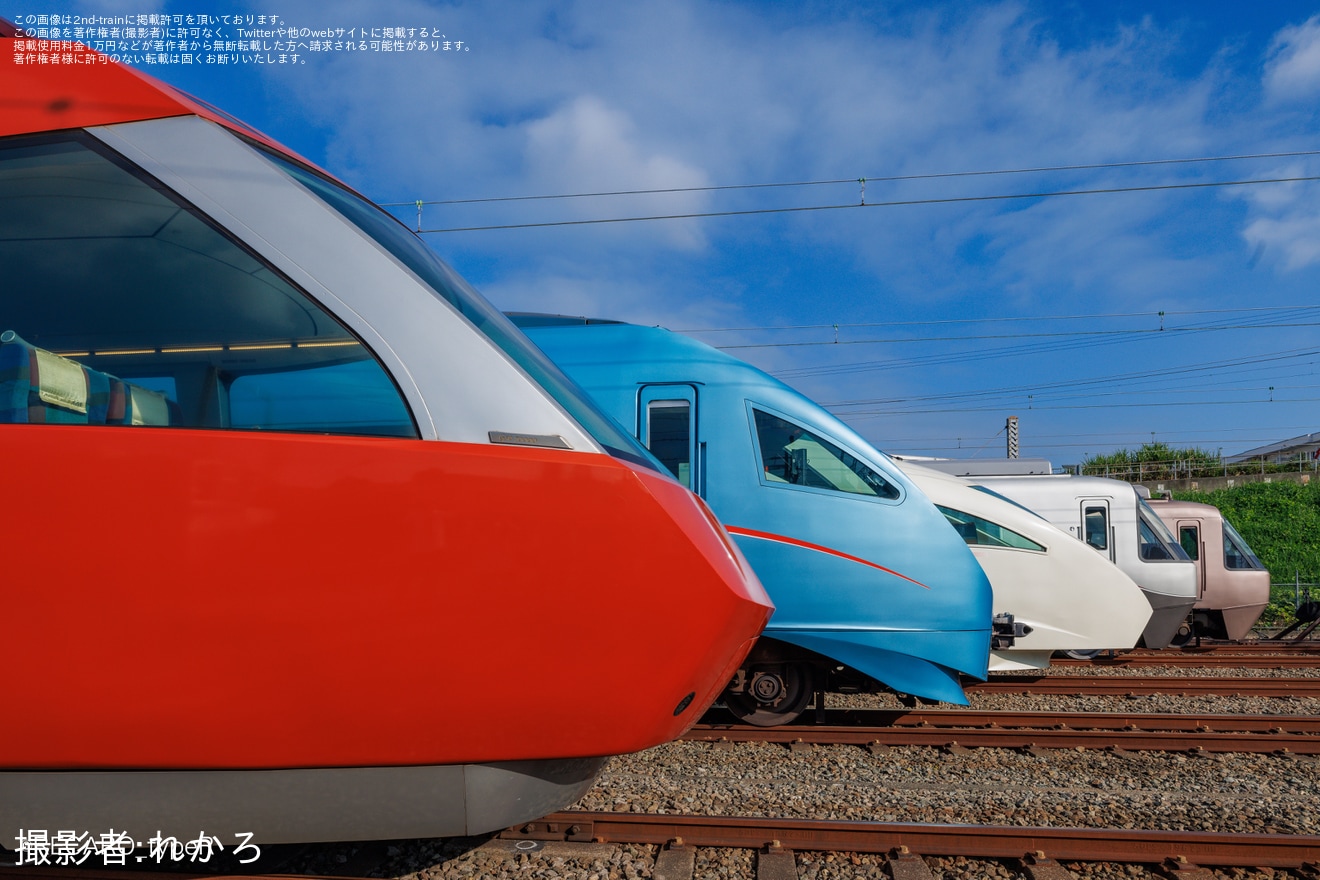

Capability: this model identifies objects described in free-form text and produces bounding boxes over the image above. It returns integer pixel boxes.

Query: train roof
[976,472,1144,500]
[2,23,292,160]
[898,457,1056,476]
[506,313,626,327]
[514,315,906,472]
[898,462,1060,544]
[1146,497,1221,517]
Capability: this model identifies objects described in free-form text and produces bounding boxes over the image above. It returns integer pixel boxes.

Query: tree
[1081,443,1219,480]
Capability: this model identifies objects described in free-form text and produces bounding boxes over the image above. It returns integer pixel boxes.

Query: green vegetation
[1077,443,1319,626]
[1082,442,1218,480]
[1081,442,1315,481]
[1173,480,1320,625]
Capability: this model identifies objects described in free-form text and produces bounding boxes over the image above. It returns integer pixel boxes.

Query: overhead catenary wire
[409,174,1320,233]
[677,304,1320,335]
[379,148,1320,208]
[885,423,1320,456]
[790,326,1319,430]
[770,330,1296,380]
[889,423,1320,444]
[767,313,1320,379]
[822,350,1320,409]
[839,395,1320,418]
[808,340,1319,416]
[893,438,1309,453]
[854,383,1320,416]
[753,313,1317,434]
[836,368,1320,412]
[718,321,1320,351]
[381,153,1320,458]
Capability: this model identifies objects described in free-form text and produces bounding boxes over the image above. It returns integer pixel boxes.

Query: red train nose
[0,432,769,768]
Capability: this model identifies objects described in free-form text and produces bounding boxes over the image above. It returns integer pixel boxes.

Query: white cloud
[241,1,1301,317]
[1243,208,1320,271]
[521,96,711,249]
[1263,15,1320,103]
[143,0,1320,462]
[1230,164,1320,271]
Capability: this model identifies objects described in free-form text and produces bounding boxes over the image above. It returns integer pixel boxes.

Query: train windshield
[1222,519,1264,570]
[0,134,417,437]
[752,409,900,500]
[1135,495,1191,562]
[936,506,1045,551]
[259,147,661,470]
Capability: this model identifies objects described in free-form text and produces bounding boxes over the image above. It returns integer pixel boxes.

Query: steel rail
[1185,640,1320,652]
[875,707,1316,732]
[1053,653,1320,669]
[696,707,1320,738]
[505,811,1320,868]
[968,673,1320,697]
[684,716,1320,754]
[705,707,1320,732]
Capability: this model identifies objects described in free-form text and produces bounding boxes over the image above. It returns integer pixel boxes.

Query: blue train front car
[516,317,993,724]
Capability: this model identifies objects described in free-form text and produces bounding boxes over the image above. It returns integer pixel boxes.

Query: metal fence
[1080,456,1319,481]
[1273,579,1318,608]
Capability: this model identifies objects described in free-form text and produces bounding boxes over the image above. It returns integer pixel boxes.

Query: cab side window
[1137,516,1175,561]
[646,400,692,487]
[0,135,416,437]
[1179,526,1200,561]
[1083,507,1108,551]
[1222,523,1259,570]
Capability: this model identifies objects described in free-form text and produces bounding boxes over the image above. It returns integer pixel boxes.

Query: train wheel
[1169,623,1195,648]
[724,664,814,727]
[1062,648,1102,660]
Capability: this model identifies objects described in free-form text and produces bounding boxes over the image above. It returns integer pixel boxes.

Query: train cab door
[1177,520,1208,599]
[1079,499,1115,563]
[639,384,702,496]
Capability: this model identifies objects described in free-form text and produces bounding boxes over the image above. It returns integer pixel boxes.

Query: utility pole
[1006,415,1019,459]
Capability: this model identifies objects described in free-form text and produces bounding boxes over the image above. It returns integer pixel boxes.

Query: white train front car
[898,464,1152,671]
[974,475,1198,649]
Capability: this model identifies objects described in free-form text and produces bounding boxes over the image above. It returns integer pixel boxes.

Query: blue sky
[43,0,1320,466]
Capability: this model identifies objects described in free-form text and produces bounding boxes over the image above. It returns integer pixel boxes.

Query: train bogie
[0,36,772,843]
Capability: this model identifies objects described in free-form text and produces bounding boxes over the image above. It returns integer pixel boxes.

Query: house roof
[1226,432,1320,462]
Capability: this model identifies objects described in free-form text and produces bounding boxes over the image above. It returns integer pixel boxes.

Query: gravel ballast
[300,683,1320,879]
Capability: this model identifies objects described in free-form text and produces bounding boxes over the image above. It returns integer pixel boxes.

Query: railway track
[504,810,1320,877]
[1134,641,1320,654]
[8,815,1320,880]
[5,807,1317,880]
[4,819,1315,880]
[689,707,1320,753]
[1188,639,1320,650]
[1053,646,1320,668]
[969,672,1320,697]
